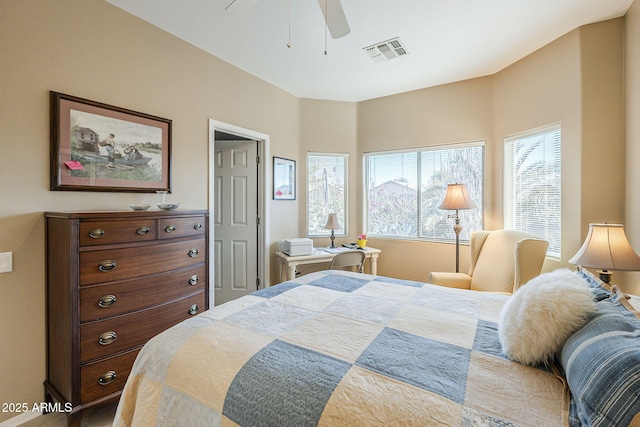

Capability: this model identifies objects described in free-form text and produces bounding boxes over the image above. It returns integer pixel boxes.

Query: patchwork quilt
[114,270,569,426]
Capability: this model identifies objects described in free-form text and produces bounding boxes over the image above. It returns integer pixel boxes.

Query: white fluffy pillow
[498,268,597,365]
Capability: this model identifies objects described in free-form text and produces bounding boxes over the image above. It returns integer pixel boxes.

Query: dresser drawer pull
[98,260,117,272]
[98,371,117,386]
[188,248,199,258]
[98,331,117,345]
[189,275,199,285]
[188,304,199,315]
[165,225,176,233]
[194,222,202,230]
[98,294,117,308]
[136,226,150,235]
[89,228,105,239]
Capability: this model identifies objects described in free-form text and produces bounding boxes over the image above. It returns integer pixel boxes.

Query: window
[307,153,348,236]
[364,143,484,242]
[504,124,561,258]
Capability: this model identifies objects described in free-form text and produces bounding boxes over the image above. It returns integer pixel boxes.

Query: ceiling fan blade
[317,0,351,39]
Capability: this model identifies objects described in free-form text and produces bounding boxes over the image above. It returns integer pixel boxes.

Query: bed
[114,269,640,426]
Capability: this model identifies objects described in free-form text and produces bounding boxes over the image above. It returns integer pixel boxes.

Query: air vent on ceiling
[363,37,409,63]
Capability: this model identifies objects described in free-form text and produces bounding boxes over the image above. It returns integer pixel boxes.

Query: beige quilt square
[207,295,264,320]
[465,352,569,426]
[320,366,463,426]
[113,374,162,427]
[271,284,344,311]
[165,321,273,413]
[389,303,477,348]
[479,297,508,323]
[282,313,383,363]
[221,415,241,427]
[353,280,420,302]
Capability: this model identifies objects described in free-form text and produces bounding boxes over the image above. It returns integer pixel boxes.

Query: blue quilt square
[307,274,369,292]
[374,276,425,288]
[472,320,506,360]
[356,328,471,404]
[222,340,352,426]
[253,282,300,298]
[473,320,551,372]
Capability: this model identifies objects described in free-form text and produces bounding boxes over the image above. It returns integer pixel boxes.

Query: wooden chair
[429,229,548,294]
[329,250,366,273]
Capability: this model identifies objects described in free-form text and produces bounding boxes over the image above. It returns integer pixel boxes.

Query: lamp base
[597,270,613,284]
[329,230,336,248]
[450,213,462,273]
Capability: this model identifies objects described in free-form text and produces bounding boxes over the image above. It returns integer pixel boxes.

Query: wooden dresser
[44,210,209,427]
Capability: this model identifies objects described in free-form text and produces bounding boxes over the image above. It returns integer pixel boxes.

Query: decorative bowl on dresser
[44,210,209,427]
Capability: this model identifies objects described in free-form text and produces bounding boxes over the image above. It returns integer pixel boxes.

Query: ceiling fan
[224,0,351,39]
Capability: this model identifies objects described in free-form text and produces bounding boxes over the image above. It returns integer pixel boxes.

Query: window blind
[307,153,348,236]
[504,124,561,258]
[364,142,485,241]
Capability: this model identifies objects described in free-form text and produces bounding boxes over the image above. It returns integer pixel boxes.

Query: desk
[276,247,381,282]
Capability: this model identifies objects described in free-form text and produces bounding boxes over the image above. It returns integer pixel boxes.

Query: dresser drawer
[79,220,156,246]
[157,215,206,239]
[80,347,140,404]
[80,238,205,285]
[80,291,205,363]
[80,264,206,322]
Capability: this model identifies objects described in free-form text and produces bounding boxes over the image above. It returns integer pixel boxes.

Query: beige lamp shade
[569,223,640,271]
[324,213,341,230]
[439,183,477,211]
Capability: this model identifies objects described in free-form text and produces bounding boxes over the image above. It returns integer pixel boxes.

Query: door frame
[208,119,271,305]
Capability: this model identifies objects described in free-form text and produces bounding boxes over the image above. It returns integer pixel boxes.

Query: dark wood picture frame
[50,91,172,192]
[273,156,296,200]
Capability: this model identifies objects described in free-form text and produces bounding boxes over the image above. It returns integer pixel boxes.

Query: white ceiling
[105,0,633,102]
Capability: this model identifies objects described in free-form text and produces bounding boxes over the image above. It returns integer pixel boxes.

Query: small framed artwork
[50,91,172,192]
[273,156,296,200]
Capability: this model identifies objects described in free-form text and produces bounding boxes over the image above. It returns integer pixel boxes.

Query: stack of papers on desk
[279,238,313,256]
[323,247,349,254]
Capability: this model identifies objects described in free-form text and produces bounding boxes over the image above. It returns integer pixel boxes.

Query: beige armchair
[429,229,549,294]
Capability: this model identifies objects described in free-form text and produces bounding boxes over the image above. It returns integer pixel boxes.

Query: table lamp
[439,183,477,272]
[324,213,341,248]
[569,223,640,284]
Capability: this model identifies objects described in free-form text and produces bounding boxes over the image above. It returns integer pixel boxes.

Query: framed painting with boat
[50,91,171,192]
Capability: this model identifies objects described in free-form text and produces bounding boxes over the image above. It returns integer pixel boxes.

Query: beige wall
[358,19,627,283]
[357,77,494,280]
[624,0,640,295]
[493,26,582,261]
[0,0,638,423]
[299,98,358,244]
[494,19,625,274]
[0,0,300,422]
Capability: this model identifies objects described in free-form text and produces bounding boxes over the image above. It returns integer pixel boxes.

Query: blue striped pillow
[561,286,640,427]
[576,266,612,301]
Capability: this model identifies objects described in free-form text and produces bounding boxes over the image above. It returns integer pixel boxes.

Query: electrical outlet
[0,252,13,273]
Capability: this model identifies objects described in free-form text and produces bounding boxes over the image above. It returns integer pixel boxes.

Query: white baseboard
[0,411,42,427]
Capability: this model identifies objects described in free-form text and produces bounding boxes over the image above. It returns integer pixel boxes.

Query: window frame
[363,141,485,243]
[306,152,349,237]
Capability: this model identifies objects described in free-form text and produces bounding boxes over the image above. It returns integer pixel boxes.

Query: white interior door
[214,139,259,305]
